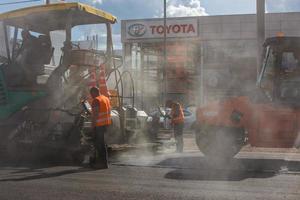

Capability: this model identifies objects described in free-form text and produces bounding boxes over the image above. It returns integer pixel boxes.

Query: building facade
[121,12,300,111]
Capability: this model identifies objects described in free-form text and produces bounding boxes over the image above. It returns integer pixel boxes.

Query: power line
[0,0,42,6]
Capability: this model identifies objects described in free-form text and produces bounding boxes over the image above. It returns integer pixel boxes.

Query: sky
[0,0,300,49]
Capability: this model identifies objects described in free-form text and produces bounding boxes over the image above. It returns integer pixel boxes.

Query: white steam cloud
[166,0,207,17]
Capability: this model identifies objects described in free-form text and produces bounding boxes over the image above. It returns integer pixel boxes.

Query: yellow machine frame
[0,3,116,33]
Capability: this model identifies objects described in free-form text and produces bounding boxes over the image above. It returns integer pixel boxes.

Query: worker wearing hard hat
[90,86,112,169]
[166,100,185,153]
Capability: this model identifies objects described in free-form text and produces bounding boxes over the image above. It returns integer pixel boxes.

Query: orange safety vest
[171,103,184,124]
[94,95,112,127]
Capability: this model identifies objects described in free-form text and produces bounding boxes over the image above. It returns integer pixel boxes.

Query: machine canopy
[0,2,117,33]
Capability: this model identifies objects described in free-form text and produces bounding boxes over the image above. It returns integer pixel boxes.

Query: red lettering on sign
[157,25,164,34]
[165,25,172,34]
[150,26,156,34]
[180,24,187,33]
[148,23,196,35]
[172,25,180,33]
[187,24,195,33]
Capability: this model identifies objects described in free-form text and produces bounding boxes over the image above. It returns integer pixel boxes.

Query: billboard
[124,18,198,40]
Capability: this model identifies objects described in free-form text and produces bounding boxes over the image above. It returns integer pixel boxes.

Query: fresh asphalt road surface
[1,150,300,200]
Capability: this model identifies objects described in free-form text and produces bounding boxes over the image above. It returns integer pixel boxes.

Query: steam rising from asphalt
[3,2,300,176]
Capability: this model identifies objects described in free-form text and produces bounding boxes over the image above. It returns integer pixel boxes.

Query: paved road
[1,150,300,200]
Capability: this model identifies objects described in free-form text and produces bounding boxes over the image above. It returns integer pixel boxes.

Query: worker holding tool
[90,86,112,169]
[166,100,185,153]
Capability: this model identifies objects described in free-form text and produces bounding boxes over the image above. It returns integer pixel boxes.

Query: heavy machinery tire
[195,125,246,159]
[6,139,28,162]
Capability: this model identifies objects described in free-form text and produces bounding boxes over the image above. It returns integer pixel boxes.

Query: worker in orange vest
[90,86,112,169]
[166,100,185,153]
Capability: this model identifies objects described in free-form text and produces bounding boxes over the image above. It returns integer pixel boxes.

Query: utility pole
[256,0,265,77]
[163,0,167,106]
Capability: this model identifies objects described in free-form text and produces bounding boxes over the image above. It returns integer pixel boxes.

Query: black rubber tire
[195,125,246,159]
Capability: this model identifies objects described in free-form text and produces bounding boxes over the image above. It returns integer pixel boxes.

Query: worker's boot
[82,155,92,168]
[92,161,108,169]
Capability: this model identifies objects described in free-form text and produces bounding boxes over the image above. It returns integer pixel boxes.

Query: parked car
[147,105,196,131]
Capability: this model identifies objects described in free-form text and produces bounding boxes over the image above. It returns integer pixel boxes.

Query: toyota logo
[128,23,146,37]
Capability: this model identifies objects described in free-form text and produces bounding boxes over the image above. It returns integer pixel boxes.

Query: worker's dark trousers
[174,123,184,153]
[94,126,108,168]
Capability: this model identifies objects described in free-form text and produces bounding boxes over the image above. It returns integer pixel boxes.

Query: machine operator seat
[35,35,54,73]
[15,32,53,86]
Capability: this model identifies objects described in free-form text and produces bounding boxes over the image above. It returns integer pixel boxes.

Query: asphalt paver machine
[0,3,122,160]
